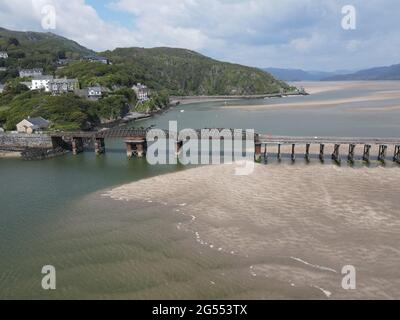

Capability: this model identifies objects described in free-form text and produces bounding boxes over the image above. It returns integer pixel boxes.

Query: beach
[103,163,400,299]
[220,81,400,112]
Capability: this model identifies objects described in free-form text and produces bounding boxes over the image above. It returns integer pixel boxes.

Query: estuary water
[0,81,400,299]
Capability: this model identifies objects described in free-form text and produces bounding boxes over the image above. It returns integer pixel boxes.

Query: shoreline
[170,92,307,106]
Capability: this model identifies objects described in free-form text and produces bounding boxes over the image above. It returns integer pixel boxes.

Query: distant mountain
[263,68,348,81]
[323,64,400,81]
[0,27,290,95]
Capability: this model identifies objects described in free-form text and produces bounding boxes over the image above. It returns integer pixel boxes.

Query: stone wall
[0,133,53,149]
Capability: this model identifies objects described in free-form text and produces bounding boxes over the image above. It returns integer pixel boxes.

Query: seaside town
[0,50,152,134]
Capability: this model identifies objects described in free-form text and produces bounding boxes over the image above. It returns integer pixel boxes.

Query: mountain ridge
[322,63,400,81]
[0,27,290,95]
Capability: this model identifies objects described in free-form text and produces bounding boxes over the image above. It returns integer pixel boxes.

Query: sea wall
[0,133,53,149]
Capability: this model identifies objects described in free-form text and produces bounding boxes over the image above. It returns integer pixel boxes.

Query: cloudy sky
[0,0,399,71]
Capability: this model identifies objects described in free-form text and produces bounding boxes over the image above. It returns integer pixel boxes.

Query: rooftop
[33,75,54,80]
[26,117,50,126]
[50,78,78,83]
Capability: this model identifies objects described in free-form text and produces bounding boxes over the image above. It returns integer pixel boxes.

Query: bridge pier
[305,144,311,161]
[277,144,282,161]
[255,142,262,162]
[94,138,105,155]
[125,139,147,158]
[319,144,325,162]
[176,140,183,156]
[378,145,387,162]
[332,144,341,163]
[72,137,84,155]
[394,145,400,163]
[51,136,64,149]
[363,144,371,162]
[263,144,268,161]
[291,144,296,162]
[348,144,356,163]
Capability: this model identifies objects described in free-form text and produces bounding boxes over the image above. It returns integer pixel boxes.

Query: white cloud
[0,0,399,70]
[0,0,139,50]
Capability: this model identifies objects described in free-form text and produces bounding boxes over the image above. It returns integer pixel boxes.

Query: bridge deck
[258,135,400,145]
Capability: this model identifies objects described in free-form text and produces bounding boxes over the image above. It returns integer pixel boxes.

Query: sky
[0,0,399,71]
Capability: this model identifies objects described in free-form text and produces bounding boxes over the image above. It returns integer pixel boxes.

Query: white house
[132,83,150,102]
[83,55,109,64]
[0,52,8,59]
[0,84,4,94]
[31,75,54,92]
[87,86,103,100]
[16,117,50,134]
[19,68,43,78]
[49,78,79,94]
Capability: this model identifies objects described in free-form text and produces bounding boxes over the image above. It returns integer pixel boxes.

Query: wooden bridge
[49,129,400,164]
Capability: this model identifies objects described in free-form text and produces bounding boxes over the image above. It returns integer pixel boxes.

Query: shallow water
[1,81,400,299]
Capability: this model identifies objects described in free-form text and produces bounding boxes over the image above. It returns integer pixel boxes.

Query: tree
[8,37,20,47]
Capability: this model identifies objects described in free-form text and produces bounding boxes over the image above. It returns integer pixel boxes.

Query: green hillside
[57,47,290,95]
[0,27,291,131]
[104,47,291,95]
[0,27,93,83]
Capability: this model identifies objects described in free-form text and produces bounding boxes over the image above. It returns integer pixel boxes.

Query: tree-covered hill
[102,47,290,95]
[0,27,292,131]
[0,27,289,95]
[0,27,94,82]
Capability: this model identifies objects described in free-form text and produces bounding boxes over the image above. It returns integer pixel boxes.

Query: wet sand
[221,81,400,111]
[103,163,400,299]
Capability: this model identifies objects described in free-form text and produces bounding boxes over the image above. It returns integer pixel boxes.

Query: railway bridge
[49,128,400,164]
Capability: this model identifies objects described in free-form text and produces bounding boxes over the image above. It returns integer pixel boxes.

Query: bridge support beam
[348,144,356,163]
[94,138,105,155]
[332,144,341,163]
[305,144,311,161]
[125,140,147,158]
[263,144,268,161]
[254,142,262,162]
[291,144,296,162]
[277,144,282,161]
[363,144,371,162]
[319,144,325,162]
[393,145,400,163]
[72,137,84,155]
[176,140,183,156]
[51,136,64,149]
[378,145,387,162]
[126,142,133,158]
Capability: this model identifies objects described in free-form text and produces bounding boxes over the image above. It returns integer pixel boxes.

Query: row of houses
[21,76,80,95]
[19,68,44,78]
